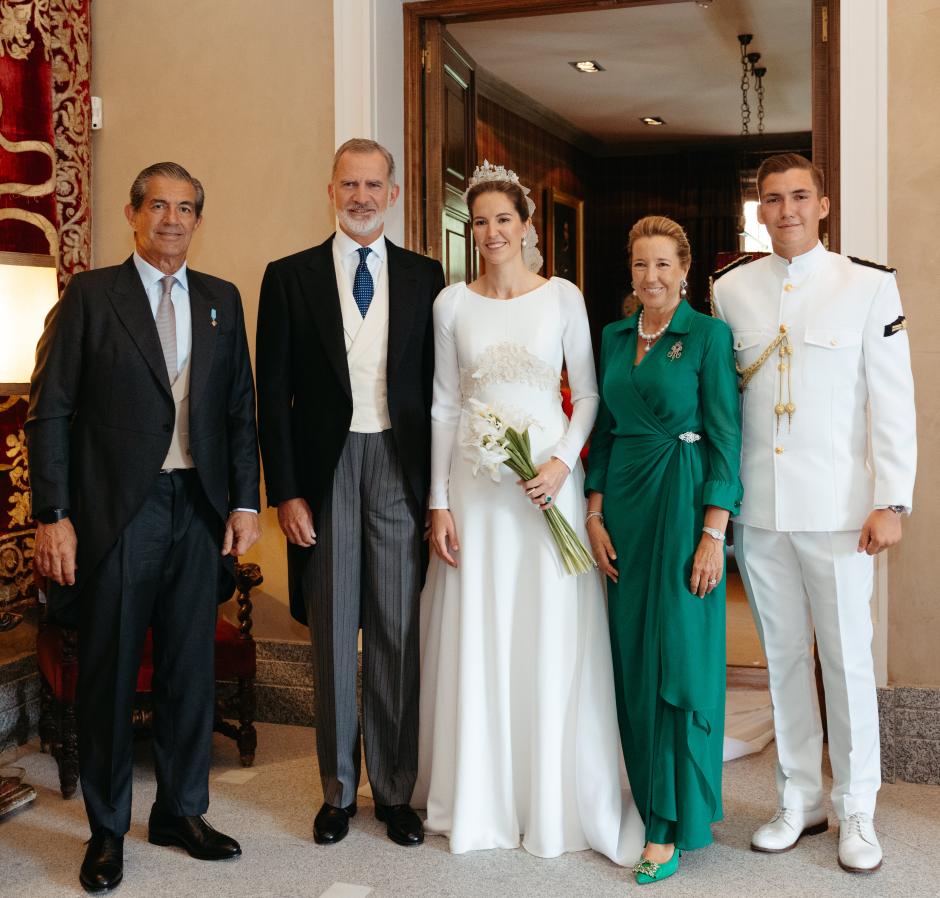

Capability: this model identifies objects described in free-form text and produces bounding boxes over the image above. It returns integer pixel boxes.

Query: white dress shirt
[133,252,191,371]
[333,227,386,294]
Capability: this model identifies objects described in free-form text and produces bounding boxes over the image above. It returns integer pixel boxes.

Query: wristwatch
[886,505,907,515]
[35,506,70,524]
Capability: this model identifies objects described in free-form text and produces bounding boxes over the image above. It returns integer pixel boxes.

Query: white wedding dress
[412,277,645,862]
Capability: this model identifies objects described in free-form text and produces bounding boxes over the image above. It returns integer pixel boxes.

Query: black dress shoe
[147,806,241,860]
[375,804,424,846]
[80,829,123,893]
[313,802,357,845]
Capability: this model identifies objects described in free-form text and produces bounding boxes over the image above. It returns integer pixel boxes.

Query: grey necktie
[156,275,178,384]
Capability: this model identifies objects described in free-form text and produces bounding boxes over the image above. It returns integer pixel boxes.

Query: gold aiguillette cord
[736,325,795,433]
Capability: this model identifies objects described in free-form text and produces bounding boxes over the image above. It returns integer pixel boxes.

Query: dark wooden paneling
[476,94,591,284]
[588,150,750,338]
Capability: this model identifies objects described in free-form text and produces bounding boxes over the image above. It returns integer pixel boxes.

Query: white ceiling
[449,0,812,145]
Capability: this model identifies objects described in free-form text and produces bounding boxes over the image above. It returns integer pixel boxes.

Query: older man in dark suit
[256,139,444,848]
[27,162,260,893]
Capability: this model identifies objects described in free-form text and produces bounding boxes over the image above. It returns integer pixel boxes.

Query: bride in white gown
[412,162,644,863]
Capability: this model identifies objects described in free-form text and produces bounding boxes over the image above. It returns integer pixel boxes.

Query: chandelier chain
[757,82,765,134]
[739,42,752,136]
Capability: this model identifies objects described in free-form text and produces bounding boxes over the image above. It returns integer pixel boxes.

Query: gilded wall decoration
[0,397,34,611]
[0,1,89,608]
[0,0,90,283]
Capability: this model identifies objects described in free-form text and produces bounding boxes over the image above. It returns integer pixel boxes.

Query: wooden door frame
[403,0,840,253]
[813,0,839,251]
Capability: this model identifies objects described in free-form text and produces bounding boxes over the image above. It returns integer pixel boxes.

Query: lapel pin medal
[210,308,217,328]
[667,340,683,361]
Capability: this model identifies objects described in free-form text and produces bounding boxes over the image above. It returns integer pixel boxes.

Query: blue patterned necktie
[353,246,374,317]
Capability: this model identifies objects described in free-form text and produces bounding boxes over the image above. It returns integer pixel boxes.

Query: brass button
[779,324,788,334]
[784,283,794,292]
[736,341,742,349]
[775,446,784,454]
[830,338,838,346]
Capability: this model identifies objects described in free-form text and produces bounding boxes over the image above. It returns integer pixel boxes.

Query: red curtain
[0,0,91,611]
[0,0,92,288]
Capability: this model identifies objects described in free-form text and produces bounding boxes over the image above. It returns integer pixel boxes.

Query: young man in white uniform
[711,153,916,874]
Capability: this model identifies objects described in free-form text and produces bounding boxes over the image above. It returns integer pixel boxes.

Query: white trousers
[734,525,880,819]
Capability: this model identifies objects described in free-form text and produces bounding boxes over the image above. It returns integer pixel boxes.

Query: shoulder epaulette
[848,255,896,274]
[708,254,753,317]
[711,254,754,282]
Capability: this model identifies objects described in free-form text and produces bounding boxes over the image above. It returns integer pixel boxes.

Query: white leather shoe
[838,813,882,873]
[750,806,828,852]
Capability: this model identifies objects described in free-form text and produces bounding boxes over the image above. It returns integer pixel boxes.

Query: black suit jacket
[26,256,260,619]
[256,235,444,624]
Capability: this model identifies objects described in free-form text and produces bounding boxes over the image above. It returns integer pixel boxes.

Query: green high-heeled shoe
[633,848,681,885]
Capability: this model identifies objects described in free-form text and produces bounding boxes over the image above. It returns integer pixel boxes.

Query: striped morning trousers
[302,430,422,807]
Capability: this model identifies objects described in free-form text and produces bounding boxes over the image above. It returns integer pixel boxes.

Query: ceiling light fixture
[569,60,605,74]
[640,116,666,126]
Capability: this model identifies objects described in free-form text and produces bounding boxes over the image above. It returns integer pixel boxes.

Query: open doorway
[403,0,838,688]
[405,1,836,320]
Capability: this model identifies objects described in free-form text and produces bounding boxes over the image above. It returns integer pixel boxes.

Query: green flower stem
[499,426,596,576]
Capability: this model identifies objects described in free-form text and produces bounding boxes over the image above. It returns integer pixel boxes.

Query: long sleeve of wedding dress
[549,280,599,471]
[428,283,462,510]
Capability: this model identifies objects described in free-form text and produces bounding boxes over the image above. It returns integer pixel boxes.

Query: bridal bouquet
[462,399,595,576]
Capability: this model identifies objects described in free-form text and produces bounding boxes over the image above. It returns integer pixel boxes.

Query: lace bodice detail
[429,279,599,509]
[459,341,560,403]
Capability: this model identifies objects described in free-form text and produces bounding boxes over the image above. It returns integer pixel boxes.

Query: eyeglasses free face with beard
[329,149,400,239]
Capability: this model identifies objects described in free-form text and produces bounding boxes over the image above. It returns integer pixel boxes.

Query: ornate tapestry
[0,396,32,614]
[0,0,91,612]
[0,0,92,288]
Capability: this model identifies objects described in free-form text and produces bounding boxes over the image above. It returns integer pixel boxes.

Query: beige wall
[91,0,335,640]
[887,1,940,685]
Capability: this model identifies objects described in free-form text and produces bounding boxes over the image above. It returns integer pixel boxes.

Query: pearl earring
[680,278,688,299]
[522,234,528,247]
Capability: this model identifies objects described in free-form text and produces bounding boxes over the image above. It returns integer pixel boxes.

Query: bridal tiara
[466,160,528,194]
[463,159,543,273]
[464,160,535,214]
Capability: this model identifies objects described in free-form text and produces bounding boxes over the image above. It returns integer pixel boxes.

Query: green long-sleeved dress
[586,300,743,851]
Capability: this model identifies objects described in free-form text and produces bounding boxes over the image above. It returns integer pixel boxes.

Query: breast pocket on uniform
[803,329,863,386]
[731,330,772,369]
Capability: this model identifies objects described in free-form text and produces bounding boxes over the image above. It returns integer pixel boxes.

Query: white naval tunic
[712,242,917,820]
[712,242,916,532]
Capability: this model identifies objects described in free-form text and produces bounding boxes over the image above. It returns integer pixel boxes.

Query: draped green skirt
[605,435,726,851]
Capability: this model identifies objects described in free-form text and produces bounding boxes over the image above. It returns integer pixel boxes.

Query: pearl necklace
[637,308,674,352]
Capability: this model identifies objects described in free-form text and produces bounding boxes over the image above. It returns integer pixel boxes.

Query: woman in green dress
[585,216,742,885]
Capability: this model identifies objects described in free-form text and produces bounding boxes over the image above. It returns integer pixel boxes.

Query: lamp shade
[0,252,59,392]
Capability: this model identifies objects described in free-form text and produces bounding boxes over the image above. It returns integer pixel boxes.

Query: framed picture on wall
[545,189,584,292]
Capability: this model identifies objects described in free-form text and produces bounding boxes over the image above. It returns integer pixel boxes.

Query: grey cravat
[157,275,178,383]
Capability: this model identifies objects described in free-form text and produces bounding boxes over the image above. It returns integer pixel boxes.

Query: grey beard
[338,207,385,236]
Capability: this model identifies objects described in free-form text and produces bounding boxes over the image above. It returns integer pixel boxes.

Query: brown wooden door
[812,0,839,252]
[421,20,478,284]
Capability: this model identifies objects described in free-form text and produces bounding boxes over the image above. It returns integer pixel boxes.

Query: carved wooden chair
[35,562,263,799]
